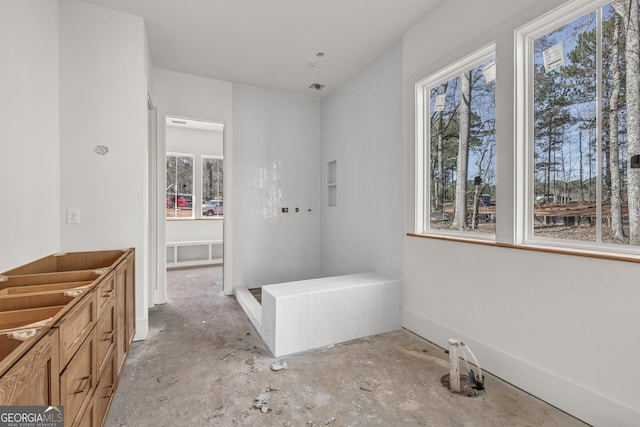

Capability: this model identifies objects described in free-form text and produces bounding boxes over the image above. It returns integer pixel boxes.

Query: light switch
[66,208,80,224]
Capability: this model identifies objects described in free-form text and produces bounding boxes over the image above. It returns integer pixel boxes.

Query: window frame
[414,43,497,241]
[515,0,640,256]
[201,155,224,219]
[166,152,195,220]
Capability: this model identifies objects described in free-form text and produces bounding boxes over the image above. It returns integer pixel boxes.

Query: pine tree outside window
[517,0,640,253]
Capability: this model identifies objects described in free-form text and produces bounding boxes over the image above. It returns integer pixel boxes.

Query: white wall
[402,1,640,425]
[152,69,233,297]
[320,41,404,279]
[232,84,321,288]
[166,126,223,155]
[165,220,223,243]
[0,0,60,271]
[59,0,149,340]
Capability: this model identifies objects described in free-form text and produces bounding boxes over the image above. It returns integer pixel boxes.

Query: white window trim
[166,152,195,220]
[201,155,224,218]
[414,43,496,240]
[515,0,640,257]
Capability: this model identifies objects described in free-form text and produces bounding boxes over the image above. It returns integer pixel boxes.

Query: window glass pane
[166,154,193,219]
[531,1,640,247]
[533,11,597,241]
[202,157,224,217]
[428,59,496,234]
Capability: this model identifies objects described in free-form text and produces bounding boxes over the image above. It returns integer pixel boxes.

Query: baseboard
[402,308,639,427]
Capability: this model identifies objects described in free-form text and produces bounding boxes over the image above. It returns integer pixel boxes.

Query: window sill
[407,233,640,264]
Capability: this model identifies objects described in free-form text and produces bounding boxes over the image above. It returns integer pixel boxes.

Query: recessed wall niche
[327,160,337,207]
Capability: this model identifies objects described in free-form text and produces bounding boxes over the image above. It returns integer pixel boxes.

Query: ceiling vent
[308,83,326,91]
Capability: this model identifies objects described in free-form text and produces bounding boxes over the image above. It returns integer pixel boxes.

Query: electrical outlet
[66,208,80,224]
[282,207,288,213]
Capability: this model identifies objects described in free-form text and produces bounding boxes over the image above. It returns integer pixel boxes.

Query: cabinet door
[0,329,59,405]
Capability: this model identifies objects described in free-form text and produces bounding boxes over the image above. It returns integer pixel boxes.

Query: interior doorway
[162,116,225,298]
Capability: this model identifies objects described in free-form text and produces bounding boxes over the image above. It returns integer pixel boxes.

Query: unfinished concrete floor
[106,266,589,427]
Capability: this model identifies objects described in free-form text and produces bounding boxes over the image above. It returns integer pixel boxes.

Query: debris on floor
[441,374,483,397]
[271,360,288,371]
[105,266,591,427]
[254,392,271,413]
[323,416,337,425]
[359,380,374,392]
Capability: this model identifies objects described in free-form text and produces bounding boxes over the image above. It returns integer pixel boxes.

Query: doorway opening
[163,116,224,296]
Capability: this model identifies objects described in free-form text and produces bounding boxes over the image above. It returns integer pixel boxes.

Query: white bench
[166,240,223,268]
[236,273,401,357]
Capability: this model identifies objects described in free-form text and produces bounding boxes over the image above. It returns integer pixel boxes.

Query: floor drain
[441,374,484,397]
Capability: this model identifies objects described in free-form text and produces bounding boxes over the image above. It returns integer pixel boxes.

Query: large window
[166,153,194,219]
[416,44,497,238]
[519,0,640,251]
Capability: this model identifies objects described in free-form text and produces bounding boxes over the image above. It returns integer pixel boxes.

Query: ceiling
[77,0,445,98]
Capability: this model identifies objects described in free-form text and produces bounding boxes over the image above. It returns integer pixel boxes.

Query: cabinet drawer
[94,353,115,427]
[60,330,96,427]
[58,292,96,368]
[95,301,115,375]
[95,274,115,317]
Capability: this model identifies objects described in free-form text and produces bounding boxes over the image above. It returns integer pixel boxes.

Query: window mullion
[596,6,603,243]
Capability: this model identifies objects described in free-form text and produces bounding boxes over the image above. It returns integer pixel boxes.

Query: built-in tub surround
[236,273,401,357]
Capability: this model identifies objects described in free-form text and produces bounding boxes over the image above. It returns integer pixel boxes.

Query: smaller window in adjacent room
[415,44,497,238]
[166,153,194,219]
[518,0,640,253]
[202,156,224,217]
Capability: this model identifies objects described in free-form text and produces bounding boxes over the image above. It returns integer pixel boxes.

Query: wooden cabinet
[0,329,59,405]
[76,398,95,427]
[60,329,96,427]
[94,354,115,427]
[58,291,97,368]
[0,249,135,427]
[114,267,126,380]
[114,253,134,379]
[95,300,115,376]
